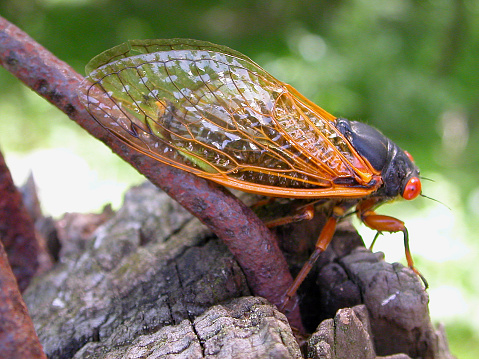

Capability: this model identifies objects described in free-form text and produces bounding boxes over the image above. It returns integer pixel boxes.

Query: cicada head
[335,118,421,201]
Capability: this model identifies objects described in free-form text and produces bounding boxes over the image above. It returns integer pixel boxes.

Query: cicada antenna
[420,193,451,211]
[418,176,451,210]
[420,176,435,182]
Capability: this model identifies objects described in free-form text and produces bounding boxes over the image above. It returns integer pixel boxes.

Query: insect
[78,39,423,306]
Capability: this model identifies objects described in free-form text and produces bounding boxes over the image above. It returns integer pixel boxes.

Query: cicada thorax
[335,118,421,201]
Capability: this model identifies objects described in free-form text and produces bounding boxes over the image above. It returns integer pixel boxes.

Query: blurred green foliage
[1,0,478,357]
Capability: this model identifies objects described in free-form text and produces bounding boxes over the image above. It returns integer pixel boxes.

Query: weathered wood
[24,183,252,358]
[23,182,455,358]
[0,239,46,359]
[305,233,455,359]
[308,305,376,359]
[0,149,42,291]
[74,296,301,359]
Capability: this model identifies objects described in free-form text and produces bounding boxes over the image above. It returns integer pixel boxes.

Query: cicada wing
[85,39,258,75]
[79,39,378,198]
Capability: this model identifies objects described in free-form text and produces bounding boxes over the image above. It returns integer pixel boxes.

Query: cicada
[78,39,423,303]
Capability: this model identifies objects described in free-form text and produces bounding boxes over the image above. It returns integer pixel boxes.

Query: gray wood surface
[24,182,455,359]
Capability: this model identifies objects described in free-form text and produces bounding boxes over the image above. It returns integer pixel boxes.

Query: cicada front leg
[357,199,428,288]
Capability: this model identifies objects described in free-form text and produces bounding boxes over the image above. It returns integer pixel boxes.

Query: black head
[335,118,421,200]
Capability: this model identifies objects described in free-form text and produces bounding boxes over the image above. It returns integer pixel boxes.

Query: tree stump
[23,182,455,359]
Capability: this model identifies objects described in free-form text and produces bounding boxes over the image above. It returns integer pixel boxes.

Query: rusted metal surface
[0,149,39,291]
[0,16,303,330]
[0,240,46,358]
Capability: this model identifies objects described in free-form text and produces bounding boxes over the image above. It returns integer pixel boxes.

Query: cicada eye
[404,150,415,163]
[403,177,421,200]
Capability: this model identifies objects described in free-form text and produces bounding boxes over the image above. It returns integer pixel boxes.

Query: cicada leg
[357,203,428,288]
[369,231,381,251]
[280,205,346,312]
[264,204,315,228]
[249,197,276,210]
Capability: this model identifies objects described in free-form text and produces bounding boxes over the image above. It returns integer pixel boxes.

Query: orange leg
[265,204,315,228]
[360,209,428,288]
[280,206,344,311]
[250,197,276,210]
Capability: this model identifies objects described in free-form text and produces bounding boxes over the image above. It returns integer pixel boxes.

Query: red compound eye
[403,177,421,200]
[404,150,415,163]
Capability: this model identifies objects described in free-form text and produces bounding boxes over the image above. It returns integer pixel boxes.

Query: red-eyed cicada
[78,39,423,304]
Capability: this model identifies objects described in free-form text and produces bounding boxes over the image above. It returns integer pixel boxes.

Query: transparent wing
[79,39,378,198]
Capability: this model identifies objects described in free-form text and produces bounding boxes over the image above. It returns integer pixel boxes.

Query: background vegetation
[1,1,478,357]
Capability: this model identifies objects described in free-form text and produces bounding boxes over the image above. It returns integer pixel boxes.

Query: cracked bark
[24,182,455,359]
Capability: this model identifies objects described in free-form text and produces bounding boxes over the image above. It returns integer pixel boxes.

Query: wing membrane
[79,39,379,198]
